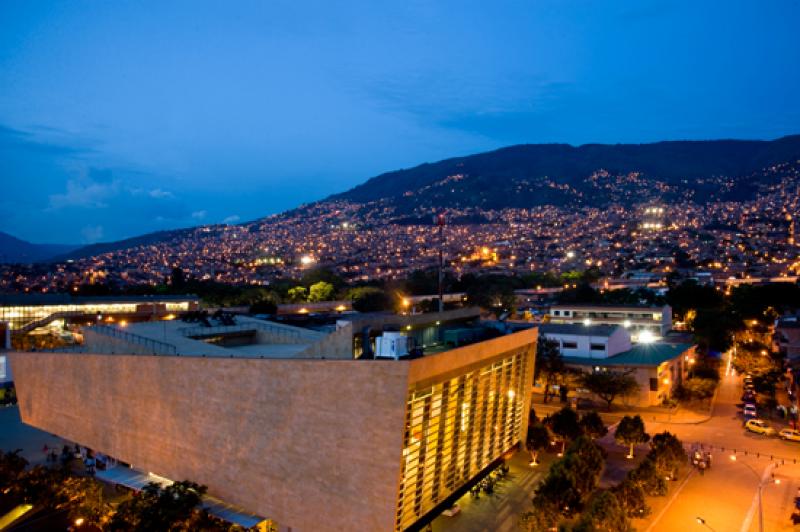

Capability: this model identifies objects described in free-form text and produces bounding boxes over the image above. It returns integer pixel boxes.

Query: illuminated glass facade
[396,349,529,530]
[0,297,196,330]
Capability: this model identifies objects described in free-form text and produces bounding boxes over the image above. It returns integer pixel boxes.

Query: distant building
[0,294,199,333]
[547,303,672,342]
[10,308,537,531]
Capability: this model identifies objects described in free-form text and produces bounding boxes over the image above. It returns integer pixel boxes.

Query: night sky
[1,1,798,244]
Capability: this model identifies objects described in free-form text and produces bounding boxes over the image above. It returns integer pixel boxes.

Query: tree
[547,407,583,454]
[0,449,28,489]
[347,286,392,312]
[307,281,334,302]
[572,489,633,532]
[108,480,207,531]
[519,502,560,532]
[536,337,565,403]
[648,431,687,480]
[249,295,278,315]
[580,370,639,411]
[169,267,186,290]
[300,267,344,291]
[526,423,551,465]
[627,457,667,496]
[533,435,606,518]
[615,415,650,459]
[682,377,717,403]
[613,479,651,518]
[579,411,608,439]
[287,286,307,303]
[463,274,520,314]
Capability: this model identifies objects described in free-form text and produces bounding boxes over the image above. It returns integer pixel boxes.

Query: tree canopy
[615,415,650,458]
[580,371,639,410]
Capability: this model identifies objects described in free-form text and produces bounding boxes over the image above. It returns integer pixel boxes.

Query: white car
[743,404,757,417]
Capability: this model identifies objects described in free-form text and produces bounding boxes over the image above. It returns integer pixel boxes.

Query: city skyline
[1,1,799,244]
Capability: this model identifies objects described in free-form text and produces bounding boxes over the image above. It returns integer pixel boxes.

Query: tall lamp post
[435,212,447,313]
[729,455,780,532]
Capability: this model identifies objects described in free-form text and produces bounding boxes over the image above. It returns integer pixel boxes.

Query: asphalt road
[641,363,800,532]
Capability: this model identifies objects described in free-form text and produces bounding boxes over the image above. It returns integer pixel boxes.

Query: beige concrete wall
[10,352,410,532]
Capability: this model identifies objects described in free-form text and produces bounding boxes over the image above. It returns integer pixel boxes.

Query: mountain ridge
[5,134,800,264]
[0,231,78,264]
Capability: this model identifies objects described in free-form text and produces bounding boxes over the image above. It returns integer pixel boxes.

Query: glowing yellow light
[507,389,516,400]
[300,255,315,266]
[662,378,670,385]
[74,518,85,526]
[335,304,346,312]
[298,308,308,314]
[638,330,656,343]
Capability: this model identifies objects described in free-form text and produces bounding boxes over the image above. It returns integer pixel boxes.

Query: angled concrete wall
[10,352,409,532]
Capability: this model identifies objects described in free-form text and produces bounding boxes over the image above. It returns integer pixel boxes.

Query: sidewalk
[530,392,716,425]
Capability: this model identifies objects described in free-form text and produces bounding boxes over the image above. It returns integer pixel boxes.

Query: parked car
[779,428,800,442]
[745,419,777,436]
[743,404,758,418]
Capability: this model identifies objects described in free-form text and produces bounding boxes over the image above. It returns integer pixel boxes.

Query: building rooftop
[563,342,694,367]
[0,293,199,306]
[539,323,621,337]
[550,303,668,311]
[86,315,328,358]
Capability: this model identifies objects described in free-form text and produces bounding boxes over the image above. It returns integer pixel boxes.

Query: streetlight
[728,455,779,532]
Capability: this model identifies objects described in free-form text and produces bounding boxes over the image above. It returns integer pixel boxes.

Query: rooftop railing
[89,324,178,355]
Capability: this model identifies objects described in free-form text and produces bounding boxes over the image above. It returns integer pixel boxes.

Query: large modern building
[0,293,199,333]
[9,308,536,531]
[547,303,672,342]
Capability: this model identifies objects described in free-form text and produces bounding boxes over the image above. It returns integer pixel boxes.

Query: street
[640,365,800,532]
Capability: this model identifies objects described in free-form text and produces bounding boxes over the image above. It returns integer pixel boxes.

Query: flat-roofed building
[547,303,672,342]
[563,343,694,407]
[539,323,631,359]
[9,310,536,532]
[0,294,199,333]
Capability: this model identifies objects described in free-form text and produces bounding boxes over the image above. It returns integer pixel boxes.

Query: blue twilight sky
[1,1,799,244]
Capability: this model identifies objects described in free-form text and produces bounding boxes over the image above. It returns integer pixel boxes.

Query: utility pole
[436,212,447,313]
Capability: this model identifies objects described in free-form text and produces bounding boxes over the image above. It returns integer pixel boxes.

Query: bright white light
[300,255,314,266]
[623,319,632,328]
[583,318,592,326]
[638,330,656,343]
[566,251,575,259]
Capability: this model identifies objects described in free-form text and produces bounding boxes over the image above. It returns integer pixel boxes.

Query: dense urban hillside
[3,135,800,266]
[330,135,800,212]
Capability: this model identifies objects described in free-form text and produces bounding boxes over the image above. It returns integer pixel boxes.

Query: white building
[547,304,672,342]
[538,323,631,359]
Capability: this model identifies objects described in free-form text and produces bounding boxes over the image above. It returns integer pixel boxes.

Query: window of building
[590,343,605,351]
[649,378,658,391]
[562,341,577,349]
[553,310,561,316]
